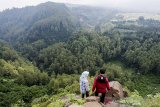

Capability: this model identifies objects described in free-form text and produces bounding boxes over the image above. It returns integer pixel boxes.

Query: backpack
[97,75,107,83]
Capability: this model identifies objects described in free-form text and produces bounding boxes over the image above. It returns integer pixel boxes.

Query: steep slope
[0,40,49,85]
[0,2,118,43]
[0,2,80,61]
[0,2,118,62]
[0,2,78,43]
[0,40,49,106]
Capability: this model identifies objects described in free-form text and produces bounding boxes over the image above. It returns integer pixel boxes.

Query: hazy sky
[0,0,160,12]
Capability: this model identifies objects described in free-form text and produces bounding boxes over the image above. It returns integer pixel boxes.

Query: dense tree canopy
[0,2,160,106]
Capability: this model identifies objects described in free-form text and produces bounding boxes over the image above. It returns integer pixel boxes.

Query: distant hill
[0,2,117,61]
[0,2,117,44]
[70,5,117,29]
[0,2,79,43]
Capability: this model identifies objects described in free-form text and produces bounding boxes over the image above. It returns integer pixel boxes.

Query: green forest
[0,2,160,107]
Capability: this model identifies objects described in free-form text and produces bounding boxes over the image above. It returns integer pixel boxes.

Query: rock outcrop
[106,81,124,100]
[105,102,131,107]
[69,104,83,107]
[83,102,102,107]
[85,96,100,102]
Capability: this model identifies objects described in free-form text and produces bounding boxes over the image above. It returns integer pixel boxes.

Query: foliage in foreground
[32,94,85,107]
[120,91,160,107]
[0,78,48,107]
[103,61,160,96]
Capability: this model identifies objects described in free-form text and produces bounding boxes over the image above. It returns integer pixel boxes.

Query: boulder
[106,81,124,100]
[83,102,102,107]
[69,104,83,107]
[85,96,100,102]
[106,102,131,107]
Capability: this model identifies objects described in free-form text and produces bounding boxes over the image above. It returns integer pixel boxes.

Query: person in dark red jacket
[92,69,110,103]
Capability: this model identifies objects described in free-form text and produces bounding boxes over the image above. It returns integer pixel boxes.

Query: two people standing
[80,69,110,103]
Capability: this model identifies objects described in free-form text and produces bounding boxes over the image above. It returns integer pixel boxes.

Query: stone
[106,81,124,100]
[85,96,100,102]
[105,102,131,107]
[83,102,102,107]
[69,104,83,107]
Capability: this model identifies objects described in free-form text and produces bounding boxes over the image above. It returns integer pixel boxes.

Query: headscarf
[80,71,89,82]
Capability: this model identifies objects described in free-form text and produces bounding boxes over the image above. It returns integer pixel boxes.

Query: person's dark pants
[95,92,106,103]
[82,91,89,98]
